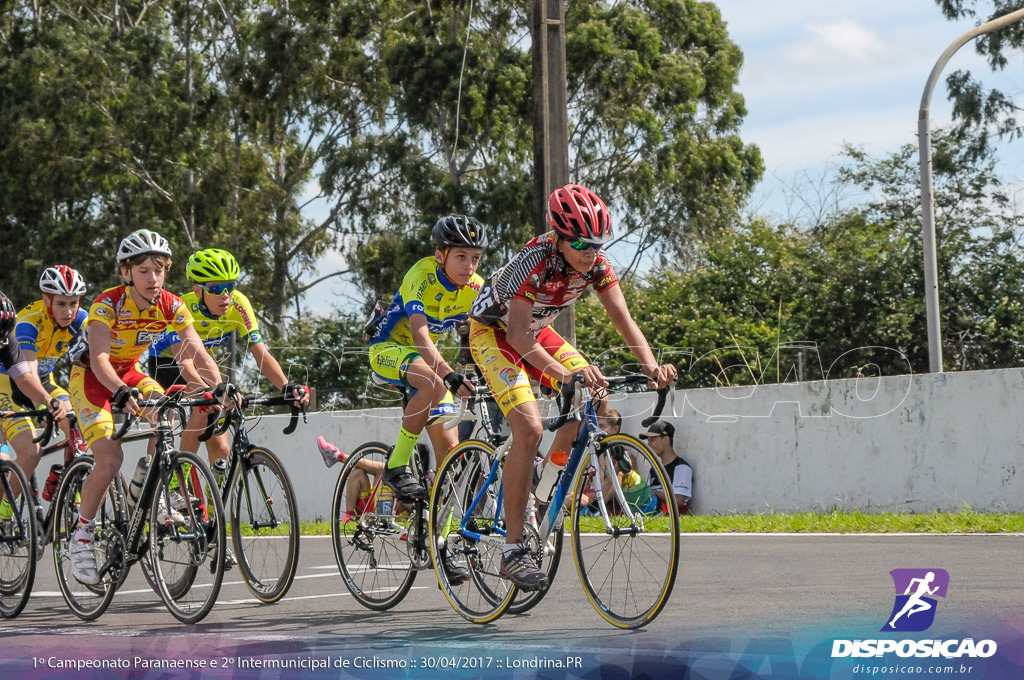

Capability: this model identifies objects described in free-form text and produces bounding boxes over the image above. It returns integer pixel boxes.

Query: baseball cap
[639,420,675,440]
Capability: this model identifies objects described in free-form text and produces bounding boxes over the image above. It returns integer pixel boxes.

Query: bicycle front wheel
[331,442,417,610]
[52,456,122,621]
[571,435,680,629]
[148,450,226,624]
[230,446,300,603]
[0,460,36,617]
[428,440,514,624]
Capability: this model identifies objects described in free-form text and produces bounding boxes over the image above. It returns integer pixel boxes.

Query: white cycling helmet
[116,229,172,263]
[39,265,87,296]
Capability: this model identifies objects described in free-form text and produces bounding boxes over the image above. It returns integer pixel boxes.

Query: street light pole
[918,7,1024,373]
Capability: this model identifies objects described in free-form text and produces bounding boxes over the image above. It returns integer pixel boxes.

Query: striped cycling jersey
[4,299,87,378]
[470,231,618,332]
[83,286,193,373]
[370,257,483,346]
[147,289,264,358]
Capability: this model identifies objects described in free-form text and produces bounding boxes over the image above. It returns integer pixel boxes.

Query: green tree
[934,1,1024,154]
[578,128,1024,382]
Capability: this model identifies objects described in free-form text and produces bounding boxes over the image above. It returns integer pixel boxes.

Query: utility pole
[531,0,574,343]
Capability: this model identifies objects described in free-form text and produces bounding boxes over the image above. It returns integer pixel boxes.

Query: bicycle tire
[428,440,514,624]
[0,460,36,617]
[570,434,679,629]
[331,442,417,610]
[148,450,226,624]
[230,445,300,603]
[52,456,120,621]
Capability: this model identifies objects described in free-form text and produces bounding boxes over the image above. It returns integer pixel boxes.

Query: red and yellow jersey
[85,286,193,373]
[470,231,618,332]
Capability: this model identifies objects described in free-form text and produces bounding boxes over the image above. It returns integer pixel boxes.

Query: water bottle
[211,458,228,486]
[375,482,395,516]
[534,450,568,504]
[41,464,63,502]
[128,456,148,506]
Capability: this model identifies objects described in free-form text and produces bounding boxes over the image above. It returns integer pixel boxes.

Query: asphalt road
[0,534,1020,679]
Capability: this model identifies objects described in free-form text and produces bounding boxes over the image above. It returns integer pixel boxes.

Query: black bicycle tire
[331,442,417,610]
[148,450,226,624]
[230,446,300,603]
[570,434,680,629]
[0,460,36,618]
[428,439,515,624]
[51,456,118,621]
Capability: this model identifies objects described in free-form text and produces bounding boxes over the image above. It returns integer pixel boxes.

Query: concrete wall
[117,367,1024,520]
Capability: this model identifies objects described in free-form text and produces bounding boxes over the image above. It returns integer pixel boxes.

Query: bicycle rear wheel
[230,446,300,603]
[570,435,679,629]
[148,450,226,624]
[331,442,417,610]
[52,457,121,621]
[428,440,514,624]
[0,460,36,618]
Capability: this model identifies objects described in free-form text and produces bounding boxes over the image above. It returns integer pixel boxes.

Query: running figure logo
[881,568,949,632]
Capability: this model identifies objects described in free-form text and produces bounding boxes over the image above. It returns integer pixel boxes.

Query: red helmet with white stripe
[39,265,87,297]
[546,184,612,244]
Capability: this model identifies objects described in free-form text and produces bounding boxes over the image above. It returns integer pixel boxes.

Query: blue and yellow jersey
[148,289,264,358]
[1,299,87,378]
[370,257,483,347]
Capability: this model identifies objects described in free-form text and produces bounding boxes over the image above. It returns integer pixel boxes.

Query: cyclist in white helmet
[66,229,227,585]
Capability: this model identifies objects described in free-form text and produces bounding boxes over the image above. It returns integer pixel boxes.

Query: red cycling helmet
[0,292,16,340]
[546,184,612,244]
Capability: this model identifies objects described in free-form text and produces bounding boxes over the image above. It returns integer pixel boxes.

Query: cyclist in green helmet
[146,248,309,467]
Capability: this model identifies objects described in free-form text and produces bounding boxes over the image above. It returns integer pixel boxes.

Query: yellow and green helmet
[187,248,240,283]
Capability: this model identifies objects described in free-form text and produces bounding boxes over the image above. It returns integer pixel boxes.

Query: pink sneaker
[317,436,347,468]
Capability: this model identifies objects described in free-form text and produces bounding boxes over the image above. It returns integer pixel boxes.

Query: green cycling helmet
[187,248,240,283]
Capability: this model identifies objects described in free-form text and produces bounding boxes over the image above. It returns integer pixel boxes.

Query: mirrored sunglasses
[202,281,237,295]
[569,240,602,251]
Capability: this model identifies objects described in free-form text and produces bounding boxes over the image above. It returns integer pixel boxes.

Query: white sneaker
[0,520,14,557]
[69,535,100,585]
[158,495,186,524]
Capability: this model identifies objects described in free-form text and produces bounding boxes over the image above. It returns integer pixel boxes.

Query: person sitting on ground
[638,419,692,515]
[580,408,657,516]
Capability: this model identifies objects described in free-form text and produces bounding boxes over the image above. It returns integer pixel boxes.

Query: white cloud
[785,19,886,68]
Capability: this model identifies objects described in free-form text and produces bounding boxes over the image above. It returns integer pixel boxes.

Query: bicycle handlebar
[111,393,221,441]
[442,384,492,430]
[237,392,307,435]
[545,373,671,432]
[0,401,60,446]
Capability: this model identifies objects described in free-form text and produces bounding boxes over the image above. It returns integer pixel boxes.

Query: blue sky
[716,0,1024,219]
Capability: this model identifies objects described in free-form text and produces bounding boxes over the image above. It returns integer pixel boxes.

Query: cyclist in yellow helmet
[146,248,309,467]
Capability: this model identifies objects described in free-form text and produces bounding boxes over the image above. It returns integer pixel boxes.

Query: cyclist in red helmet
[0,267,83,494]
[0,289,69,524]
[468,183,676,590]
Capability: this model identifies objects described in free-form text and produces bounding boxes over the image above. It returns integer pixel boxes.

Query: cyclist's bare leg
[77,436,122,520]
[179,408,230,466]
[424,421,457,468]
[502,402,543,545]
[5,429,41,497]
[402,359,447,437]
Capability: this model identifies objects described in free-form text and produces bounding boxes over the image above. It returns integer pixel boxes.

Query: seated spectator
[580,408,658,516]
[639,420,692,515]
